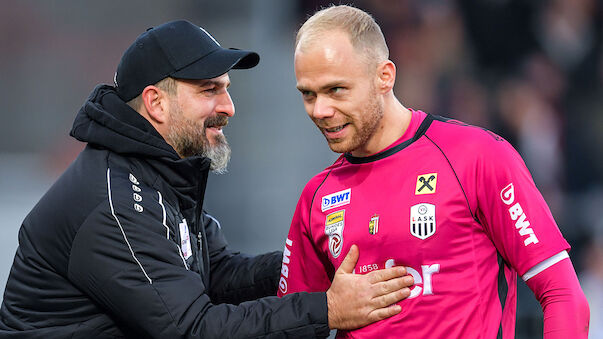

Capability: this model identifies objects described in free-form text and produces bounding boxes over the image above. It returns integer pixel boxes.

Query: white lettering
[279,238,294,294]
[524,234,539,246]
[515,213,531,235]
[384,259,439,298]
[508,202,523,220]
[421,264,440,295]
[501,183,539,246]
[406,266,423,298]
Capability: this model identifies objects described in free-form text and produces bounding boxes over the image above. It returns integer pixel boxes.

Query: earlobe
[142,86,168,124]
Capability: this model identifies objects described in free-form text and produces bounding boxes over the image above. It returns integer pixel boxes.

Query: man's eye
[331,87,343,94]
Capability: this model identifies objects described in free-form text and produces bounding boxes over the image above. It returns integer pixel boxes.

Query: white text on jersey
[500,183,539,246]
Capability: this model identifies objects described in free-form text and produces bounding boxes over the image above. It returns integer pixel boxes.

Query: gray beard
[166,108,231,174]
[202,134,231,174]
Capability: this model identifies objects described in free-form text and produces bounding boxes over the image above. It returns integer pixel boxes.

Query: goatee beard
[167,112,231,174]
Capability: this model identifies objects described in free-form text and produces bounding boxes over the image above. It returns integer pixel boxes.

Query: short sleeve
[474,135,570,276]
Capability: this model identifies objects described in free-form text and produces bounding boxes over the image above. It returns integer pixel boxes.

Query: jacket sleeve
[203,213,283,305]
[67,170,330,339]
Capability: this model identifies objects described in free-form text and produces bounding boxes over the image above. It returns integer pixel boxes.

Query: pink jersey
[278,110,570,338]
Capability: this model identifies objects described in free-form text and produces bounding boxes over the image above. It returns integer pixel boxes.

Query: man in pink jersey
[277,5,590,338]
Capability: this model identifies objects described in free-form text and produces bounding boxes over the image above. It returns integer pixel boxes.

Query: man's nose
[216,90,235,117]
[311,95,335,119]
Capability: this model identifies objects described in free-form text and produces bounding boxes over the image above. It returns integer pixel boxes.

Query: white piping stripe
[522,250,569,281]
[157,191,169,239]
[157,190,189,270]
[106,168,153,284]
[206,213,221,229]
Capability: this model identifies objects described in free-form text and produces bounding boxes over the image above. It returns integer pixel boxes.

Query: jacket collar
[72,84,211,207]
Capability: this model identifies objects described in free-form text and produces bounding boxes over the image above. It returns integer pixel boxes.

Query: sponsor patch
[500,183,539,246]
[415,173,437,195]
[410,203,436,239]
[321,188,351,212]
[179,219,192,260]
[325,210,345,258]
[369,214,379,235]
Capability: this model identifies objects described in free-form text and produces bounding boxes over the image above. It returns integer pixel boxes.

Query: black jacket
[0,85,330,338]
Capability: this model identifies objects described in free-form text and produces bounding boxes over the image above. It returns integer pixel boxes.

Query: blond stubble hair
[296,5,389,72]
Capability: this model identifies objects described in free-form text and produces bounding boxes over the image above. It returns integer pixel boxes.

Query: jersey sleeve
[474,134,570,276]
[277,178,332,297]
[525,257,590,338]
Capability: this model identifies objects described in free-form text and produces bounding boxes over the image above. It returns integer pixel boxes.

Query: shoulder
[426,116,519,162]
[300,156,346,198]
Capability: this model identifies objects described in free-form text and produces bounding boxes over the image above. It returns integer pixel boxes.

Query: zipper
[197,230,206,280]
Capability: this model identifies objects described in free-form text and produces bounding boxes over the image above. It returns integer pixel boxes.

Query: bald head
[296,5,389,71]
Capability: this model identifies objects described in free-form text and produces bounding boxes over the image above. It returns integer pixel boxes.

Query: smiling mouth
[324,123,349,133]
[205,116,229,130]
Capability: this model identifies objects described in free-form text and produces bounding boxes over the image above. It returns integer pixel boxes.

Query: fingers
[369,274,413,309]
[367,265,408,284]
[374,282,412,307]
[367,304,403,323]
[337,244,359,274]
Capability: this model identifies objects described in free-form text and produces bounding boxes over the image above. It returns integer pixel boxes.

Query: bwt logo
[500,183,539,246]
[321,188,351,212]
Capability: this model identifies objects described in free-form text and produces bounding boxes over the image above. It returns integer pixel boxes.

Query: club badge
[369,214,379,235]
[325,210,345,258]
[410,203,436,239]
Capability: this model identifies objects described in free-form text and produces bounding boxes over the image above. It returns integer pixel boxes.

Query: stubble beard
[166,104,231,174]
[322,89,384,154]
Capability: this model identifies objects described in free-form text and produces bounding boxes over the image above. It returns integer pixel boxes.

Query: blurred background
[0,0,601,337]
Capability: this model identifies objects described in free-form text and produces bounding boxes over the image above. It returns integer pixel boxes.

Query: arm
[204,213,282,304]
[68,178,330,338]
[524,254,590,338]
[470,132,582,335]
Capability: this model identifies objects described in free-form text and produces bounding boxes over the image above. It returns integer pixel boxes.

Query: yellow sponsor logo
[326,210,345,226]
[415,173,438,195]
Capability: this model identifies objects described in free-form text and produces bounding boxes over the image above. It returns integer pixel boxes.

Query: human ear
[376,60,396,93]
[141,85,169,124]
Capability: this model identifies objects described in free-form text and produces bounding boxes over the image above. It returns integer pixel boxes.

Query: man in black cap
[0,20,413,338]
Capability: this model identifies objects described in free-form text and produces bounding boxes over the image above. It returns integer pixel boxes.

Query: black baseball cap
[114,20,260,102]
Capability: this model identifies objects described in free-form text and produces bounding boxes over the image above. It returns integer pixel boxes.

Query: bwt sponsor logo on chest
[500,183,539,246]
[321,188,351,212]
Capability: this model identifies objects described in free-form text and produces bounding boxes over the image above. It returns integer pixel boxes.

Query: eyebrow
[296,81,346,92]
[196,79,230,88]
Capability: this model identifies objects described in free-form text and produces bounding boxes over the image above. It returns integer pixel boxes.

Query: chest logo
[416,173,437,195]
[325,210,345,258]
[369,214,379,235]
[410,203,436,240]
[321,188,351,212]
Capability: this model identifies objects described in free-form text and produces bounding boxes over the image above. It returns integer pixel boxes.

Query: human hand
[326,245,413,330]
